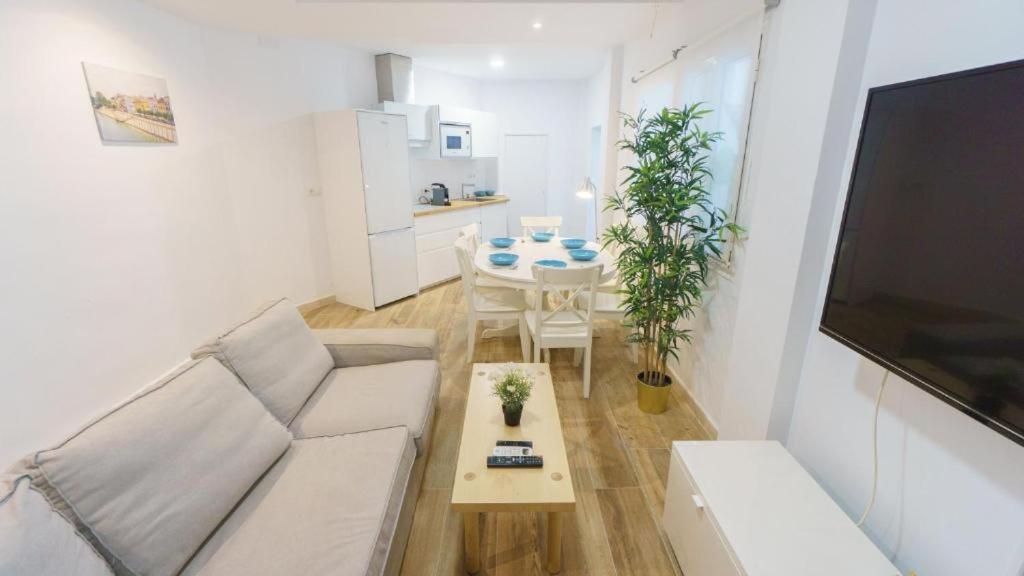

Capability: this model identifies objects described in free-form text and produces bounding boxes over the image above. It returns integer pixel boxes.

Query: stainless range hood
[375,53,413,104]
[374,53,436,148]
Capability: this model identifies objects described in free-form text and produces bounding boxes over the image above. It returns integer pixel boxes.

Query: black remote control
[487,455,543,468]
[496,440,533,448]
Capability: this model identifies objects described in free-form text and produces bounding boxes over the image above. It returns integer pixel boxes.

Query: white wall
[0,0,376,465]
[785,0,1024,574]
[479,80,589,237]
[412,64,481,109]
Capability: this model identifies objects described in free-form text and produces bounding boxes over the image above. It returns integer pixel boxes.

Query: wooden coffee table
[451,363,575,574]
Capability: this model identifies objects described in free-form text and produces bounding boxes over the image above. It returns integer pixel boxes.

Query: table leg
[464,512,481,574]
[547,512,563,573]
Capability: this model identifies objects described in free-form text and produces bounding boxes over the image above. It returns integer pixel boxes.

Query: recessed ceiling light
[490,58,505,69]
[532,21,543,30]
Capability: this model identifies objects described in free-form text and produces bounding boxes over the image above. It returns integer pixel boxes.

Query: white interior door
[369,228,418,307]
[358,111,413,234]
[503,134,548,237]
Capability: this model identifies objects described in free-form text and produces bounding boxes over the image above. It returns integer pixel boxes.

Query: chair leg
[583,346,592,399]
[466,315,476,364]
[573,348,581,367]
[543,349,550,363]
[534,340,542,367]
[518,315,530,362]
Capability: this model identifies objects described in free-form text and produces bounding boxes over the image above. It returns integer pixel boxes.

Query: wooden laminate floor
[304,281,712,576]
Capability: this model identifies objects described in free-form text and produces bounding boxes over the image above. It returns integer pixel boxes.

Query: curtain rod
[630,45,687,84]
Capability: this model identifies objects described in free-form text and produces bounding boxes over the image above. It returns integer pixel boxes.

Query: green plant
[490,364,534,408]
[603,105,742,387]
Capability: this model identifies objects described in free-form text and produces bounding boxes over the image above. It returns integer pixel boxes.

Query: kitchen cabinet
[479,201,507,238]
[470,110,499,158]
[438,105,475,125]
[414,201,507,288]
[379,101,435,145]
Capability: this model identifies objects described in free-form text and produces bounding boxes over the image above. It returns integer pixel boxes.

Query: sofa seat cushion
[183,428,416,576]
[289,360,439,454]
[193,298,334,425]
[0,475,112,576]
[28,358,292,576]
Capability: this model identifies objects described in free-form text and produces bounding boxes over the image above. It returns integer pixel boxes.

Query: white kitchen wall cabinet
[470,110,499,158]
[379,101,436,146]
[437,105,475,125]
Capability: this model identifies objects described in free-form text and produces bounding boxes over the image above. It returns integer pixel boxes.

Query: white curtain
[632,12,763,218]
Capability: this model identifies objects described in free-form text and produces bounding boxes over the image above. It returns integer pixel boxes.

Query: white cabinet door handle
[692,494,705,510]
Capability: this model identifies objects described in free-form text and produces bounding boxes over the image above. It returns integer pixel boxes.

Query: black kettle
[430,183,450,206]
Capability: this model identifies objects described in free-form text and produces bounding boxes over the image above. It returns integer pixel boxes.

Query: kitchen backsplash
[409,157,497,204]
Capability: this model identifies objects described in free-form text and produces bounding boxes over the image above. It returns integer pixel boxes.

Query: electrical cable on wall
[856,369,890,527]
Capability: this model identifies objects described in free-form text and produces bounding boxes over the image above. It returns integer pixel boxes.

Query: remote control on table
[487,455,543,468]
[496,440,533,448]
[493,446,533,457]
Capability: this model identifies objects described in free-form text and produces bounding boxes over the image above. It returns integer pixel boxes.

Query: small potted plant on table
[490,364,534,426]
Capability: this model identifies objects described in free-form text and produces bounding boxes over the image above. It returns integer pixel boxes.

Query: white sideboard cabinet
[663,441,899,576]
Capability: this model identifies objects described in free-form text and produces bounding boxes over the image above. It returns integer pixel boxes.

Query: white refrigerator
[315,110,419,311]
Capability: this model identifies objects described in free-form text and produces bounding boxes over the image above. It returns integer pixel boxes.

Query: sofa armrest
[313,329,439,368]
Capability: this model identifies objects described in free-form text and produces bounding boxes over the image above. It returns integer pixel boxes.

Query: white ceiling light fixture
[489,57,505,69]
[532,21,543,30]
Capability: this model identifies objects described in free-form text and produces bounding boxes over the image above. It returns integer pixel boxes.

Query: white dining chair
[525,263,603,398]
[458,223,480,257]
[454,236,530,364]
[521,215,562,237]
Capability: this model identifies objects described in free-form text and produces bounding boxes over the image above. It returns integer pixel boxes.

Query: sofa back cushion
[30,358,291,576]
[0,475,112,576]
[192,298,334,424]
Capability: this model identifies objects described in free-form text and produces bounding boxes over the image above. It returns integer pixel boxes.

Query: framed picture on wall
[82,62,178,144]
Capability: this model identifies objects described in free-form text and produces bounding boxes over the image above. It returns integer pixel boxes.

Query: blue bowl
[489,253,519,267]
[561,238,587,250]
[535,259,567,269]
[531,232,554,242]
[489,237,515,248]
[474,190,488,197]
[481,189,496,197]
[569,249,598,262]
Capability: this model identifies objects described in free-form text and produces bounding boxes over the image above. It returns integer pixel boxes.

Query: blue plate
[489,253,519,267]
[531,232,554,242]
[489,237,515,248]
[569,249,598,262]
[560,238,587,250]
[535,259,567,268]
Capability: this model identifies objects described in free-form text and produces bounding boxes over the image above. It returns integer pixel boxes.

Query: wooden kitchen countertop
[413,195,508,217]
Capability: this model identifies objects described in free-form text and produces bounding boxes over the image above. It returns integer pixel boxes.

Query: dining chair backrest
[530,264,603,340]
[521,215,562,237]
[454,235,478,302]
[459,223,480,256]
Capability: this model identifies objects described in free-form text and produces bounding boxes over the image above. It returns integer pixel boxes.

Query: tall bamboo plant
[603,105,742,387]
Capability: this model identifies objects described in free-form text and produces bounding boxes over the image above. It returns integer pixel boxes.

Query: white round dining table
[473,236,617,289]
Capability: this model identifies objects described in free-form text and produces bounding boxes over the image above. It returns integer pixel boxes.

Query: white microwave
[439,122,472,157]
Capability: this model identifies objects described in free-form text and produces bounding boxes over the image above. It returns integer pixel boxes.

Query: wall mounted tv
[821,59,1024,447]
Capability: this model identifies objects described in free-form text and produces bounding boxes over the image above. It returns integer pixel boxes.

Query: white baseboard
[297,294,335,315]
[666,364,719,439]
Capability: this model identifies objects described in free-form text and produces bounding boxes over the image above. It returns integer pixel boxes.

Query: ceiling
[143,1,757,80]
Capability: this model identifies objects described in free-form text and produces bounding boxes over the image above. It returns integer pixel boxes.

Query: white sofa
[1,299,439,576]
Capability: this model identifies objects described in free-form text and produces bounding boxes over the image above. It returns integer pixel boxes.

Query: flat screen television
[821,59,1024,447]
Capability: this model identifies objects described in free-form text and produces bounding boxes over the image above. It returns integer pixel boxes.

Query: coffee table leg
[464,512,481,574]
[547,512,563,573]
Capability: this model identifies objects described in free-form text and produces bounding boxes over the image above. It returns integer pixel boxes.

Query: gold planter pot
[636,372,671,414]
